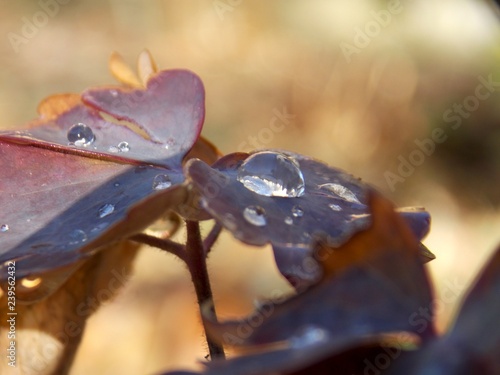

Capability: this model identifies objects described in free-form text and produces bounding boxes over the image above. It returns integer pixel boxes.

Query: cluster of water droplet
[67,123,95,147]
[236,152,308,227]
[109,141,130,153]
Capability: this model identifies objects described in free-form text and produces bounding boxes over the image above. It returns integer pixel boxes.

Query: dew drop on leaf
[319,183,361,204]
[0,224,9,232]
[90,222,109,234]
[68,229,87,245]
[329,203,342,211]
[152,174,172,190]
[98,203,115,218]
[237,151,305,198]
[284,216,293,225]
[67,123,95,147]
[243,206,267,227]
[289,325,330,349]
[108,146,120,153]
[118,141,130,152]
[291,205,304,218]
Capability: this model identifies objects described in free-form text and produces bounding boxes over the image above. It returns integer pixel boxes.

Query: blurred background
[1,0,500,374]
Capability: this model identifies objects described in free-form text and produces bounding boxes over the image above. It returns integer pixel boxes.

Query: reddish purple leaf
[161,339,401,375]
[0,69,204,281]
[202,192,435,348]
[186,150,433,286]
[387,245,500,375]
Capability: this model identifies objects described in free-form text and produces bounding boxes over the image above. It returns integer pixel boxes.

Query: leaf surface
[0,69,205,282]
[187,150,433,286]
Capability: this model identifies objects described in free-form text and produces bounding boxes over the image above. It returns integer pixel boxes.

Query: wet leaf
[387,245,500,375]
[202,191,435,349]
[161,339,406,375]
[186,150,434,286]
[162,192,433,375]
[0,68,205,284]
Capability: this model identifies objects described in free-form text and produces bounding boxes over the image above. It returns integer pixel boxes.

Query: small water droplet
[108,146,119,153]
[67,123,95,147]
[290,325,330,349]
[284,216,293,225]
[1,224,9,232]
[90,222,109,233]
[68,229,87,244]
[329,203,342,211]
[117,141,130,152]
[110,90,118,97]
[164,138,176,150]
[243,206,267,226]
[319,183,361,203]
[152,174,172,190]
[222,213,237,231]
[237,151,305,198]
[98,203,115,218]
[114,182,120,187]
[292,205,304,218]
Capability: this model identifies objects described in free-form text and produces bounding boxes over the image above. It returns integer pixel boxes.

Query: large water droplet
[319,183,361,203]
[237,151,305,198]
[329,203,342,211]
[98,203,115,218]
[291,205,304,218]
[152,174,172,190]
[243,206,267,226]
[67,123,95,146]
[68,229,87,245]
[117,141,130,152]
[289,325,330,349]
[0,224,9,232]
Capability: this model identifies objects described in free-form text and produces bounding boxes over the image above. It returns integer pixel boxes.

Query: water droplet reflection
[98,203,115,218]
[237,151,305,198]
[319,183,360,203]
[243,206,267,227]
[290,325,330,349]
[152,174,172,190]
[67,123,95,147]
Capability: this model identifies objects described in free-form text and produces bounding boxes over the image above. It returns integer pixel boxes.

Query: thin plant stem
[203,221,223,255]
[185,220,225,359]
[130,233,186,261]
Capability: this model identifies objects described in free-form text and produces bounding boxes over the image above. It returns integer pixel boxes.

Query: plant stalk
[185,220,225,359]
